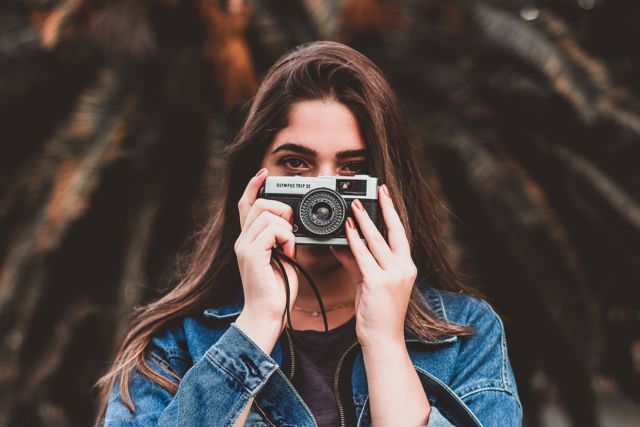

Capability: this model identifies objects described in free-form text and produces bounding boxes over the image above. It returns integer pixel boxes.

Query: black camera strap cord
[271,247,331,352]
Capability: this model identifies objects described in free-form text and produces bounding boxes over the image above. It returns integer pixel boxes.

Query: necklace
[293,302,353,317]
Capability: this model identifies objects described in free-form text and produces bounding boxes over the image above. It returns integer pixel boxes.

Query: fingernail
[381,184,390,197]
[255,168,267,178]
[352,199,364,211]
[346,217,355,229]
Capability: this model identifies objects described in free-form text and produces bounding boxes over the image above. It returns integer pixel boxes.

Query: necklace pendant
[311,311,319,317]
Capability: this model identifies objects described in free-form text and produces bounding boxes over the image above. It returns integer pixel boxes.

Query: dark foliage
[0,0,638,425]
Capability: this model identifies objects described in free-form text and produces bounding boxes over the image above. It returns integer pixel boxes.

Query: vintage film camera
[258,174,382,245]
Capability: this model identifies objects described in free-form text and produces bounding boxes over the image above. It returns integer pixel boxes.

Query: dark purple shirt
[280,315,358,427]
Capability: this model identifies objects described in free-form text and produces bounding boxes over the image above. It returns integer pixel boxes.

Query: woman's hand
[234,168,298,333]
[330,184,417,348]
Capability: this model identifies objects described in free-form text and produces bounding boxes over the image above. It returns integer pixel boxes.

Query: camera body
[259,174,382,245]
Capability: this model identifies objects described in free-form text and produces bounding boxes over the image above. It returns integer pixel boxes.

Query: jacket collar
[202,286,457,345]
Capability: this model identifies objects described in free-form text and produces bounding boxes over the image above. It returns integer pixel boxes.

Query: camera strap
[271,248,331,351]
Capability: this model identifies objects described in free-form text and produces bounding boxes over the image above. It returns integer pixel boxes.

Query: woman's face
[260,99,368,273]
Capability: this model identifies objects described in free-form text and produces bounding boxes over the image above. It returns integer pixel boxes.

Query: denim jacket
[103,283,522,426]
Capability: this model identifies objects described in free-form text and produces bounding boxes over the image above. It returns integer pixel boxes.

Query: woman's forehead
[269,100,366,156]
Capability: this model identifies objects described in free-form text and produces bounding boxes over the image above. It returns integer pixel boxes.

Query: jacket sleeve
[102,322,280,426]
[443,298,523,427]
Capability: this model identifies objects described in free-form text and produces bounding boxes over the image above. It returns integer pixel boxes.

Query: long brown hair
[93,40,477,423]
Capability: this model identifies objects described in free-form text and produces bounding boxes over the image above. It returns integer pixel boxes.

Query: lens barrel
[297,188,347,237]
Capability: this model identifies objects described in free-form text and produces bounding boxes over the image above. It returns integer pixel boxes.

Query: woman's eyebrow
[336,148,367,159]
[272,143,316,157]
[271,143,367,159]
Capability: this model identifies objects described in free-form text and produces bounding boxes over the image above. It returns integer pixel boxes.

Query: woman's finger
[242,211,293,242]
[377,184,411,256]
[344,215,381,276]
[253,223,296,259]
[238,168,268,228]
[243,198,294,232]
[350,198,394,269]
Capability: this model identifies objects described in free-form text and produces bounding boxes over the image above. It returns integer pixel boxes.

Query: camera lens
[298,188,347,237]
[311,203,332,222]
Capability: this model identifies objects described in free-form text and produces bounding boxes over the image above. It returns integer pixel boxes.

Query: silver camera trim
[263,174,378,200]
[295,236,351,245]
[262,174,379,246]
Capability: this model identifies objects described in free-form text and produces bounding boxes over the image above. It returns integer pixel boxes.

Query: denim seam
[273,368,318,425]
[162,347,190,361]
[224,391,253,427]
[252,399,277,427]
[479,300,512,393]
[460,388,523,413]
[205,351,268,396]
[229,323,279,367]
[424,288,446,321]
[414,366,483,427]
[148,351,182,383]
[356,395,369,427]
[203,324,278,395]
[103,416,135,422]
[436,291,449,322]
[459,385,513,400]
[455,379,507,398]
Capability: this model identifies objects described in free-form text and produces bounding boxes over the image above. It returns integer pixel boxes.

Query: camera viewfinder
[336,179,366,195]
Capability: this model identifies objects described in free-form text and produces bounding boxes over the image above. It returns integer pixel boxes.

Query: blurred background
[1,0,639,426]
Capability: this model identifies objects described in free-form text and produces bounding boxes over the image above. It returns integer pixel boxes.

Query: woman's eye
[279,157,308,169]
[342,162,367,174]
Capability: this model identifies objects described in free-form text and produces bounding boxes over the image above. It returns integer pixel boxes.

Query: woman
[95,41,522,426]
